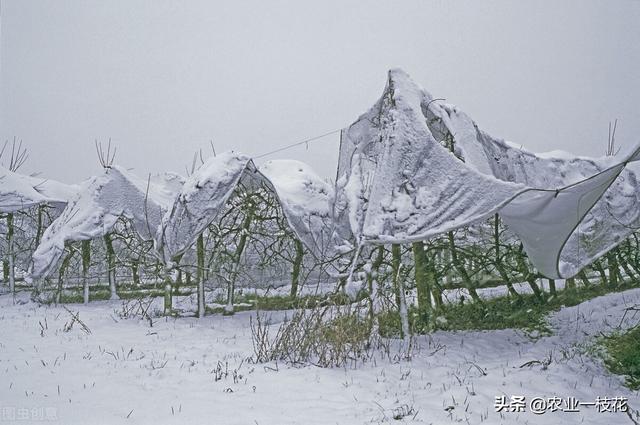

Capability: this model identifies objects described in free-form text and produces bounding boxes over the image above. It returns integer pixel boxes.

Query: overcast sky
[1,1,639,184]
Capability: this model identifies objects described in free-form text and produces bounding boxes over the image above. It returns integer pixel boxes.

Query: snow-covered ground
[0,289,639,424]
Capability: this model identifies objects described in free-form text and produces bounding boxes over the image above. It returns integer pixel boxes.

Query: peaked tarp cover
[337,69,640,279]
[158,152,255,263]
[0,166,77,213]
[29,166,184,280]
[29,152,337,279]
[260,159,342,259]
[425,101,640,278]
[160,154,339,263]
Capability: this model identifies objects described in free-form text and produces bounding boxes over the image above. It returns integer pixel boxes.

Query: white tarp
[259,159,341,259]
[0,166,77,213]
[29,166,184,280]
[424,76,640,278]
[337,69,640,279]
[29,153,338,279]
[158,152,254,263]
[25,69,640,281]
[160,154,340,262]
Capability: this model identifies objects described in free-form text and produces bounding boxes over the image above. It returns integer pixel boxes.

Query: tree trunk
[578,269,592,287]
[431,277,444,311]
[525,276,543,299]
[547,279,556,296]
[593,260,608,286]
[607,251,619,287]
[197,233,205,318]
[226,209,253,315]
[365,246,385,328]
[2,260,8,284]
[290,239,304,298]
[494,214,520,298]
[515,244,543,300]
[625,239,640,280]
[412,241,432,312]
[81,240,91,304]
[131,258,140,285]
[104,234,118,299]
[35,206,43,247]
[57,247,75,304]
[163,270,173,315]
[430,252,444,311]
[391,244,410,339]
[7,213,15,297]
[617,250,637,283]
[442,248,453,285]
[398,269,410,341]
[448,232,481,302]
[392,244,402,308]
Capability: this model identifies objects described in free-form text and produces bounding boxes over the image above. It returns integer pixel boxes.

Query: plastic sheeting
[260,160,341,259]
[29,166,184,280]
[0,166,77,213]
[29,153,337,279]
[158,152,254,263]
[159,153,338,263]
[336,69,640,278]
[25,68,640,281]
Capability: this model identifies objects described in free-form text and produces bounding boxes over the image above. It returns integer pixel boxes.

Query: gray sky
[1,0,639,184]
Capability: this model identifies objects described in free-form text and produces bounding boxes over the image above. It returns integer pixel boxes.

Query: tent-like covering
[25,68,640,282]
[426,99,640,278]
[29,166,185,280]
[336,69,640,278]
[29,152,337,280]
[259,159,343,258]
[158,153,338,263]
[0,165,77,213]
[158,152,254,263]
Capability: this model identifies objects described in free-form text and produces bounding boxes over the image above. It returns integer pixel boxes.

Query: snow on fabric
[161,154,340,262]
[336,69,526,246]
[0,165,77,212]
[337,69,640,279]
[158,152,253,262]
[259,160,340,259]
[24,68,640,281]
[29,152,338,278]
[423,80,640,278]
[29,166,184,280]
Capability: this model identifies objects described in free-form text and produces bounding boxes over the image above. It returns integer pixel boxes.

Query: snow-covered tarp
[29,153,338,279]
[160,154,340,262]
[426,100,640,278]
[260,159,343,259]
[158,152,254,263]
[336,68,640,279]
[0,166,77,213]
[29,166,184,280]
[24,68,640,282]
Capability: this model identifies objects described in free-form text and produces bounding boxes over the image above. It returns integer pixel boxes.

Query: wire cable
[253,129,342,159]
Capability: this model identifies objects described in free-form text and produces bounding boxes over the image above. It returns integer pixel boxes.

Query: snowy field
[0,290,639,425]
